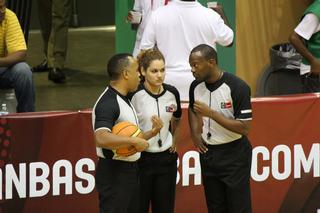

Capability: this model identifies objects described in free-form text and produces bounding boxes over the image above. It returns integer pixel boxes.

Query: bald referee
[92,53,163,213]
[188,44,252,213]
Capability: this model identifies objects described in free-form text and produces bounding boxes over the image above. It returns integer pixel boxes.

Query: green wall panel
[115,0,136,53]
[115,0,235,73]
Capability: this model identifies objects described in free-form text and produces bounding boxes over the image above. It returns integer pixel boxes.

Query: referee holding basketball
[92,53,163,213]
[188,44,252,213]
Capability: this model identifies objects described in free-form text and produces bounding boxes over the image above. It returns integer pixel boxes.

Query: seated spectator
[0,0,35,112]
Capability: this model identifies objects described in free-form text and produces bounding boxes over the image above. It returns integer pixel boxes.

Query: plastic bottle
[0,103,9,115]
[0,89,17,115]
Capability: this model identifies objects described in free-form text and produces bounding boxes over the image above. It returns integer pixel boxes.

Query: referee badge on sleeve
[166,104,177,112]
[221,101,232,109]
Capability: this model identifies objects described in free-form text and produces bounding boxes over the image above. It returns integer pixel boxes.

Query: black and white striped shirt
[189,72,252,145]
[92,86,140,162]
[130,83,182,152]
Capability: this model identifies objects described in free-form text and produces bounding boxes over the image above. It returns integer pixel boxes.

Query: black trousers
[200,137,252,213]
[138,149,178,213]
[95,158,140,213]
[301,73,320,93]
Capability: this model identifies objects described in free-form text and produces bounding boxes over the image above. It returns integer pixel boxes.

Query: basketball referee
[92,53,162,213]
[188,44,252,213]
[130,49,182,213]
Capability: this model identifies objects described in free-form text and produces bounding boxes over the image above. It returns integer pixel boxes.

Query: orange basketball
[112,121,143,157]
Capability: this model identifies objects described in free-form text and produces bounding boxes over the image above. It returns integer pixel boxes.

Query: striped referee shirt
[130,83,182,152]
[189,72,252,145]
[92,86,140,162]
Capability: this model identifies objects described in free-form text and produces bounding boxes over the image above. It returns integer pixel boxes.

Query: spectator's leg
[37,0,52,60]
[0,63,35,112]
[48,0,72,69]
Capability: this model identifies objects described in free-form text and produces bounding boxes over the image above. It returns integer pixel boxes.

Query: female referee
[130,49,182,213]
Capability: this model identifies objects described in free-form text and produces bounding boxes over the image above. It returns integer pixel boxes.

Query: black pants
[200,137,252,213]
[301,73,320,93]
[138,150,178,213]
[95,158,140,213]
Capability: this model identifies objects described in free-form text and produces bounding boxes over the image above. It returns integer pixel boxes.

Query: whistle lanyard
[207,93,212,140]
[156,98,162,147]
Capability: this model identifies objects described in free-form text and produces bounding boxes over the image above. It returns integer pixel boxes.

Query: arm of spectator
[1,10,27,67]
[127,0,142,24]
[290,13,320,74]
[212,8,234,47]
[0,50,26,67]
[139,13,157,50]
[290,32,320,74]
[133,0,142,12]
[212,4,230,28]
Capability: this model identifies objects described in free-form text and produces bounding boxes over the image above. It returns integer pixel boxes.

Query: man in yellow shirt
[0,0,35,112]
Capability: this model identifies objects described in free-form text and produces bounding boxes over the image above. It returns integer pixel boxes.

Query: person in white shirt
[290,0,320,92]
[140,0,234,101]
[127,0,169,57]
[130,48,182,213]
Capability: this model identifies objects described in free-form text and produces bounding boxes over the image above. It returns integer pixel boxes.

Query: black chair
[6,0,32,42]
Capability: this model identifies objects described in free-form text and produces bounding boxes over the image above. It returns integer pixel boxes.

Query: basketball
[112,121,143,157]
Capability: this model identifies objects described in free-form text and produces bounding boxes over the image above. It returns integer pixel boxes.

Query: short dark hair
[107,53,133,80]
[190,44,218,64]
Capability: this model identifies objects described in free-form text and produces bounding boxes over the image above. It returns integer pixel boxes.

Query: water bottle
[0,103,9,115]
[0,89,17,115]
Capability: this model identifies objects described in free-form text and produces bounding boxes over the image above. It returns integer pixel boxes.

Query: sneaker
[48,68,66,84]
[32,60,49,72]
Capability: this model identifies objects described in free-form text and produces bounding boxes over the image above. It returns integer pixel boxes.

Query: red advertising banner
[0,94,319,213]
[250,94,320,213]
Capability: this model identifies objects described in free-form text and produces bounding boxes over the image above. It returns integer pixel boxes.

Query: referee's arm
[94,129,149,152]
[193,100,251,136]
[188,107,208,153]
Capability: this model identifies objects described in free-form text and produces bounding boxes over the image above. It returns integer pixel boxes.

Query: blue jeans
[0,62,35,112]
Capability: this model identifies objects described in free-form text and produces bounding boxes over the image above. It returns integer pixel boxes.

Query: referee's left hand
[151,115,163,136]
[193,101,212,118]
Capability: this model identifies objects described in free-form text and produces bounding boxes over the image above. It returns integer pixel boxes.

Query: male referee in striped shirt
[189,44,252,213]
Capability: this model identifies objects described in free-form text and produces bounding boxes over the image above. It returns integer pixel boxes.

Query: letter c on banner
[251,146,270,182]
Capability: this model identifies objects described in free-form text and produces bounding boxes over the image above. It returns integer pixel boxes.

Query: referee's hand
[193,101,212,118]
[132,137,149,152]
[151,115,164,136]
[192,135,208,154]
